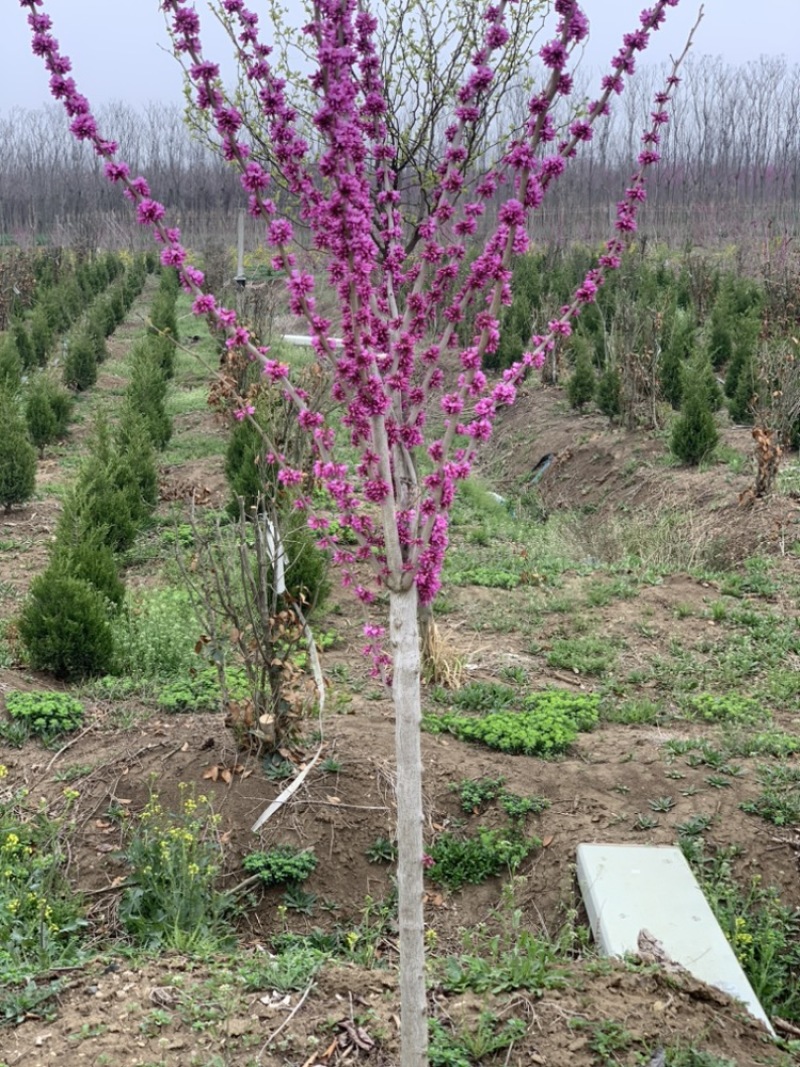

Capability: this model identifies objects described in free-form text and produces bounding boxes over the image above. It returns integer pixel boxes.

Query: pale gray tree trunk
[390,583,428,1067]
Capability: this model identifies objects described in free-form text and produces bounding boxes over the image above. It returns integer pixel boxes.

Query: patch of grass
[428,1014,526,1066]
[161,431,225,465]
[452,776,549,820]
[498,792,550,820]
[445,563,521,590]
[434,681,515,713]
[663,1049,736,1067]
[719,556,778,599]
[434,882,572,995]
[722,729,800,759]
[740,764,800,827]
[601,697,664,725]
[282,885,317,914]
[238,944,329,993]
[167,386,210,418]
[365,836,397,864]
[52,763,94,783]
[0,977,66,1027]
[546,635,619,677]
[682,692,766,726]
[584,577,638,607]
[684,842,800,1023]
[453,776,506,814]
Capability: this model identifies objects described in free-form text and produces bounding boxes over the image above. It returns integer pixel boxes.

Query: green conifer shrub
[567,337,596,410]
[280,508,331,610]
[114,404,159,520]
[25,376,57,453]
[84,315,108,363]
[724,312,760,400]
[126,342,171,449]
[69,417,142,552]
[148,291,178,344]
[225,414,270,513]
[11,320,35,370]
[18,570,115,679]
[707,286,734,369]
[29,306,52,365]
[63,330,97,391]
[671,357,719,465]
[0,334,22,393]
[728,356,756,425]
[40,288,70,335]
[50,520,125,608]
[149,332,176,379]
[0,392,36,510]
[596,365,622,420]
[660,309,694,409]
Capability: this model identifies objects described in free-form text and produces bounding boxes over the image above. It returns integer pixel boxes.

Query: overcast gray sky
[1,0,798,111]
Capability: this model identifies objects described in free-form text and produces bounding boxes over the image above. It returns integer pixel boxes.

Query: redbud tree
[20,1,696,1062]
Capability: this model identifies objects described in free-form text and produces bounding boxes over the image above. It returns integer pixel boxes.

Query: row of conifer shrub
[18,268,179,679]
[0,254,153,513]
[497,246,800,463]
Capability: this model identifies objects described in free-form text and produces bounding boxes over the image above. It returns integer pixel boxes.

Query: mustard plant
[120,789,233,952]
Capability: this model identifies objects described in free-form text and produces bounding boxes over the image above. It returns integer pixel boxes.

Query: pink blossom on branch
[17,0,697,625]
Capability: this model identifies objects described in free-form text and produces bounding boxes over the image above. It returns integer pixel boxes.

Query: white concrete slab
[576,843,774,1035]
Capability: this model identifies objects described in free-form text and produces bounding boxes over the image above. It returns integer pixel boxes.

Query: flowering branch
[18,0,696,612]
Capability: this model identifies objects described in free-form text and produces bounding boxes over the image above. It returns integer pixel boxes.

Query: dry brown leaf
[542,834,555,847]
[221,769,233,784]
[180,742,189,752]
[326,795,341,805]
[203,766,220,781]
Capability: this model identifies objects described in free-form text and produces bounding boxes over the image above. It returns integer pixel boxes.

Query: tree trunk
[390,583,428,1067]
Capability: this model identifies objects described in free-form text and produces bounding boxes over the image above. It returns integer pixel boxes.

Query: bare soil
[1,323,799,1065]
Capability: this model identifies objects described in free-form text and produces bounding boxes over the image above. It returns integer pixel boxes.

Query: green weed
[685,842,800,1022]
[238,944,328,993]
[425,690,598,757]
[112,586,199,679]
[427,828,536,890]
[5,691,84,740]
[366,836,397,864]
[0,782,88,985]
[157,666,249,714]
[242,846,318,887]
[429,1014,526,1067]
[453,776,506,813]
[740,764,800,827]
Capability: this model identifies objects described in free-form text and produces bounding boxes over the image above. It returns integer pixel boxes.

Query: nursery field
[0,250,799,1067]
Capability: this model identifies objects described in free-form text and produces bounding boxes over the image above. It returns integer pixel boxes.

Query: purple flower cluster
[19,0,687,672]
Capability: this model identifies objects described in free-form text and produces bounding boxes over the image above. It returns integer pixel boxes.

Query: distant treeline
[1,55,799,249]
